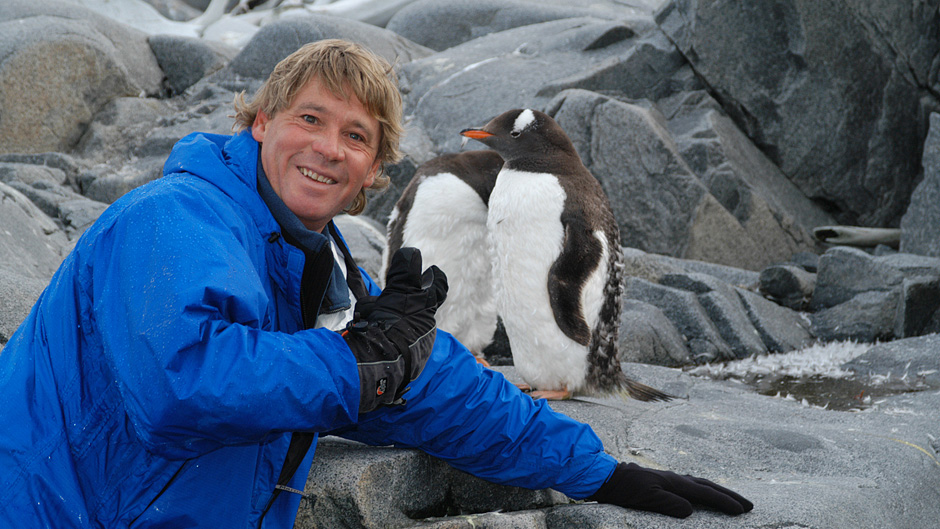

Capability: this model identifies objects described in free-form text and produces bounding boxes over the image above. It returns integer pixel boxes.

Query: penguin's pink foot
[529,388,572,400]
[514,383,532,392]
[472,352,492,368]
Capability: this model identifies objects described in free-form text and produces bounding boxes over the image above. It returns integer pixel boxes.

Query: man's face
[252,77,381,233]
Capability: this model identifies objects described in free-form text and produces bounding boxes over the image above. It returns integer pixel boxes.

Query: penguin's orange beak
[460,129,493,139]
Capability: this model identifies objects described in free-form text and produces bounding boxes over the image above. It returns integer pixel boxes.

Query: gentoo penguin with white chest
[461,109,672,401]
[384,150,504,362]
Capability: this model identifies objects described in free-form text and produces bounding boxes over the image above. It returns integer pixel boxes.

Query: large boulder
[386,0,621,52]
[400,16,690,154]
[656,0,936,227]
[663,90,834,242]
[550,89,819,270]
[223,14,433,81]
[148,34,237,96]
[900,112,940,257]
[0,181,69,281]
[809,247,940,342]
[0,269,46,351]
[0,0,165,154]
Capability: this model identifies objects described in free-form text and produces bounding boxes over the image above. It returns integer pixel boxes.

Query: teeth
[299,167,336,184]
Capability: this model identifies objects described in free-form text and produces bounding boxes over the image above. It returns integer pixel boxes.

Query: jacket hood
[163,130,277,236]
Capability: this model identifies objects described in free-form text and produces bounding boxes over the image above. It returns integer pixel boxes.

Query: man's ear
[363,160,381,189]
[251,110,269,143]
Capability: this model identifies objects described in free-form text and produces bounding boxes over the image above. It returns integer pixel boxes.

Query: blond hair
[233,39,403,215]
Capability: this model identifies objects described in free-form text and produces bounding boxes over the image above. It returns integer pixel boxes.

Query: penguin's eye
[510,131,521,138]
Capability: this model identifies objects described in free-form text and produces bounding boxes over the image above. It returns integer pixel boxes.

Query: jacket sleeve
[88,184,360,459]
[330,271,618,499]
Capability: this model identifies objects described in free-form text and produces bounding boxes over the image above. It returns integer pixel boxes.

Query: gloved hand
[342,247,448,413]
[586,462,753,518]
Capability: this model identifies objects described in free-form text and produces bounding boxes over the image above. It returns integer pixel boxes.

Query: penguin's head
[460,108,576,162]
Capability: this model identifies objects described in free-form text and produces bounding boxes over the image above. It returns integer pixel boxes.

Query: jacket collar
[255,153,352,314]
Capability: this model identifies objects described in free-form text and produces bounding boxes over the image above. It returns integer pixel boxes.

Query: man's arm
[89,186,361,459]
[332,328,618,498]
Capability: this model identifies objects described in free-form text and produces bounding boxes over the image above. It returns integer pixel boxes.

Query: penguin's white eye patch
[512,109,536,136]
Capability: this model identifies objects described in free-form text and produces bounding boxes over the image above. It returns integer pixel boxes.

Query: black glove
[586,462,753,518]
[342,247,447,413]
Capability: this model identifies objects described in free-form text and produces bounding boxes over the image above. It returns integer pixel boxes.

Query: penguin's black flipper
[547,217,603,346]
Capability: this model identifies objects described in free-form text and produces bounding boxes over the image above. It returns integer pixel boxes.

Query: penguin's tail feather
[621,378,675,402]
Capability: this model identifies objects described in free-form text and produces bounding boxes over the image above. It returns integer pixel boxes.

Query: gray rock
[653,252,760,289]
[0,163,67,188]
[223,14,433,81]
[81,158,166,205]
[74,97,178,164]
[620,247,686,284]
[409,509,547,529]
[134,94,242,155]
[6,181,107,240]
[551,89,819,271]
[386,0,617,52]
[811,290,900,342]
[812,246,904,309]
[624,276,732,362]
[619,299,691,367]
[145,0,203,21]
[148,34,237,95]
[894,276,940,339]
[842,334,940,388]
[657,0,930,228]
[0,0,164,153]
[0,269,46,350]
[622,248,813,359]
[0,152,84,184]
[876,252,940,280]
[736,288,813,354]
[0,181,68,281]
[401,17,673,154]
[361,157,418,227]
[660,273,767,359]
[789,251,820,273]
[298,437,566,529]
[901,113,940,257]
[759,264,816,311]
[547,90,705,259]
[663,90,832,249]
[333,214,386,281]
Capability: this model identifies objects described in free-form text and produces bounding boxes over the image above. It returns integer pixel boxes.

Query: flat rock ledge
[298,347,940,529]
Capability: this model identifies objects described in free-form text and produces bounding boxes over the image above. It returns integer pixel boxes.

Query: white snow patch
[687,340,872,380]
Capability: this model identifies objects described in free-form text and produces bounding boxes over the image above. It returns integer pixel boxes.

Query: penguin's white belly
[487,169,589,391]
[401,173,496,351]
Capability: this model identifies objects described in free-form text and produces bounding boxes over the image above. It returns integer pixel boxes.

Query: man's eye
[349,132,364,142]
[302,115,318,124]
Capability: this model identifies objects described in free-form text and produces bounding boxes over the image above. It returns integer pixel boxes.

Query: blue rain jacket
[0,131,617,528]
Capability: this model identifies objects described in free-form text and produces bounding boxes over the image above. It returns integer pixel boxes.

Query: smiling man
[0,40,751,527]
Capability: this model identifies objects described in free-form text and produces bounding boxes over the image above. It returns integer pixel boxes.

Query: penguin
[461,108,672,401]
[384,150,504,362]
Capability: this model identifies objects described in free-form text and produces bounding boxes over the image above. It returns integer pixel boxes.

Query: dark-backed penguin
[461,108,672,401]
[384,150,504,362]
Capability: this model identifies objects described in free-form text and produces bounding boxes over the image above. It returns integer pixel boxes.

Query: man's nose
[312,130,344,162]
